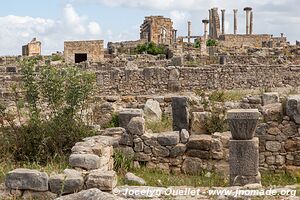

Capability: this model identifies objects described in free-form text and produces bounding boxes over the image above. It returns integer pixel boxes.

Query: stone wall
[22,38,41,57]
[218,34,272,48]
[64,40,104,63]
[107,40,146,55]
[95,65,300,95]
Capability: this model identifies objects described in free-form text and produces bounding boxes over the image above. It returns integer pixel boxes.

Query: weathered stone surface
[229,138,259,176]
[134,152,151,161]
[86,170,117,191]
[119,133,133,146]
[119,109,143,129]
[266,141,281,152]
[180,129,189,144]
[125,172,146,185]
[144,99,162,122]
[22,190,57,200]
[49,169,84,195]
[55,188,124,200]
[152,145,170,157]
[286,95,300,124]
[69,154,101,170]
[116,146,134,158]
[186,149,211,159]
[186,135,212,151]
[172,97,189,131]
[262,92,279,105]
[190,112,210,135]
[134,141,144,152]
[262,103,283,121]
[5,168,48,191]
[157,131,180,146]
[103,127,126,137]
[230,172,261,186]
[170,144,186,158]
[181,157,203,175]
[127,117,145,136]
[227,109,260,140]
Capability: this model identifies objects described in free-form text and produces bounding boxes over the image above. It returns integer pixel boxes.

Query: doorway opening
[75,53,87,63]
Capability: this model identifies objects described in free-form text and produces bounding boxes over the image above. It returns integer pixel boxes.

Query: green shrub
[103,113,119,128]
[51,54,63,61]
[136,42,165,55]
[194,39,201,48]
[0,60,96,163]
[205,107,228,134]
[206,39,217,47]
[113,149,134,174]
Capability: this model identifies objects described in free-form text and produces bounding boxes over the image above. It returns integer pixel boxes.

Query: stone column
[172,97,189,131]
[250,11,253,35]
[227,109,261,186]
[188,21,191,44]
[221,9,225,35]
[244,7,252,35]
[202,19,209,40]
[208,9,212,37]
[233,9,238,34]
[173,29,177,43]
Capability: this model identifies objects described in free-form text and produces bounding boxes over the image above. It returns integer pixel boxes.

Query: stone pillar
[202,19,209,40]
[281,33,284,38]
[233,9,238,34]
[250,11,253,35]
[227,109,261,186]
[244,7,252,35]
[188,21,191,44]
[172,97,189,131]
[221,9,225,35]
[208,9,212,37]
[173,29,177,43]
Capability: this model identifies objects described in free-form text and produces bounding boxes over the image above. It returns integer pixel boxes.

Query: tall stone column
[173,29,177,43]
[227,109,261,186]
[233,9,238,34]
[172,97,189,131]
[208,9,212,37]
[202,19,209,40]
[188,21,191,44]
[244,7,252,35]
[221,9,225,35]
[250,11,253,35]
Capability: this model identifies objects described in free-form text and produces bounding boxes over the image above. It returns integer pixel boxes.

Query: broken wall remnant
[22,38,41,57]
[64,40,104,63]
[140,16,174,45]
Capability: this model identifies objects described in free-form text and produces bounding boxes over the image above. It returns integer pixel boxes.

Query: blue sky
[0,0,299,55]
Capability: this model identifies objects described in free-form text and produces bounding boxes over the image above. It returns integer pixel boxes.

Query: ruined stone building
[140,16,175,45]
[64,40,104,63]
[22,38,41,56]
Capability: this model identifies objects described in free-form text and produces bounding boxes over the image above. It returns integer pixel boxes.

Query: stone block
[186,134,212,151]
[190,112,210,135]
[134,152,151,161]
[125,172,146,185]
[69,154,101,170]
[227,109,260,140]
[169,144,186,158]
[127,117,145,136]
[180,129,189,144]
[5,169,48,191]
[157,131,180,146]
[265,141,281,152]
[152,145,170,157]
[119,109,143,129]
[286,95,300,124]
[262,103,283,122]
[262,92,279,105]
[230,172,261,186]
[144,99,162,122]
[172,97,189,131]
[181,157,203,175]
[86,170,117,191]
[49,169,84,195]
[229,138,259,176]
[186,149,211,159]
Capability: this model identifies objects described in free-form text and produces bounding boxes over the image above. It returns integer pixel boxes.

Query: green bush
[136,42,165,55]
[103,113,119,128]
[51,54,63,61]
[205,107,228,134]
[0,59,96,163]
[206,39,217,47]
[113,149,134,174]
[194,39,201,48]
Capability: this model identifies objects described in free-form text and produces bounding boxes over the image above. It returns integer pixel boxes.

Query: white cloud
[0,4,104,55]
[88,21,102,35]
